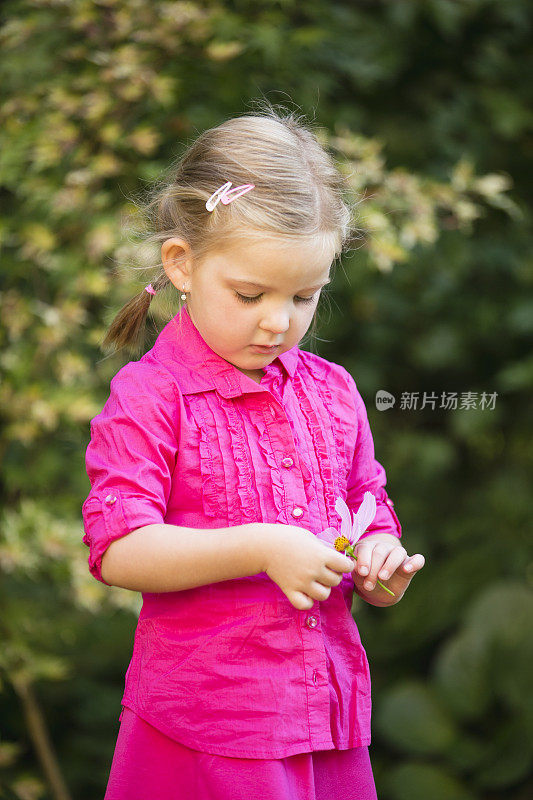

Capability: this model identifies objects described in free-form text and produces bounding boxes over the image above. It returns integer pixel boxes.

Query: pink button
[306,615,318,629]
[386,498,393,507]
[104,494,117,505]
[291,507,304,518]
[281,457,294,468]
[312,670,319,685]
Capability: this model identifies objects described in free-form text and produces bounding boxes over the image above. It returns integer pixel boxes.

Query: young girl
[82,109,425,800]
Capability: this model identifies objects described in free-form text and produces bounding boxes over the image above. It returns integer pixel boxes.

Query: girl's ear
[161,238,193,289]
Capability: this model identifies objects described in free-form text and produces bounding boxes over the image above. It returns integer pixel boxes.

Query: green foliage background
[1,1,532,798]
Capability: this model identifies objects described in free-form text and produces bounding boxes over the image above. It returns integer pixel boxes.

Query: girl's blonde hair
[102,103,358,355]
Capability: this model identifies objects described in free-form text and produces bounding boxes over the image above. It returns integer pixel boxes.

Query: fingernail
[360,566,368,576]
[364,581,374,591]
[405,564,413,572]
[379,571,389,579]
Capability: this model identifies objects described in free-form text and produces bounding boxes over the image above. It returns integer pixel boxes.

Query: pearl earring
[180,286,187,301]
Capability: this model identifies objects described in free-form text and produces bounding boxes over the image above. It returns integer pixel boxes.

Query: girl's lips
[250,344,281,353]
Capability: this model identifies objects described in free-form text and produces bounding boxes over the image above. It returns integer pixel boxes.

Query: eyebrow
[230,277,331,292]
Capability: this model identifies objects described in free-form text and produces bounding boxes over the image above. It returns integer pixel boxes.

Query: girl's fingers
[401,554,426,573]
[353,541,379,576]
[353,543,426,593]
[321,566,346,587]
[360,543,398,591]
[377,548,410,580]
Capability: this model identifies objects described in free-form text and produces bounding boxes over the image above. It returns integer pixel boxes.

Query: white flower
[319,492,377,552]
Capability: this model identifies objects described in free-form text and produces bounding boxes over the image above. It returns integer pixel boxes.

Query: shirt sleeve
[81,360,180,585]
[343,371,402,541]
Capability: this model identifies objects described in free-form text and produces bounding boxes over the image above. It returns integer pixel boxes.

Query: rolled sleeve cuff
[82,489,165,585]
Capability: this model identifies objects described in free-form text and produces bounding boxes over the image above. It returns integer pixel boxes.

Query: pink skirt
[104,708,378,800]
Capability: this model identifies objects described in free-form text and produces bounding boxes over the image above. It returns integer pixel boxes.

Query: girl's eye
[234,292,317,305]
[234,292,262,304]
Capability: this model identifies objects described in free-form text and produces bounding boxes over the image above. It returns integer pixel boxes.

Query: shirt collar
[153,305,300,398]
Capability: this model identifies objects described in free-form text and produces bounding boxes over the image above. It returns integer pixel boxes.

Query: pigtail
[100,273,170,357]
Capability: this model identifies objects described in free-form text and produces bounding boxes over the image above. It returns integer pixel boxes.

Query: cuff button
[104,494,117,505]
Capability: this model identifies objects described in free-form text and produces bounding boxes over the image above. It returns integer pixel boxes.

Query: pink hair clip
[144,284,156,295]
[205,181,255,212]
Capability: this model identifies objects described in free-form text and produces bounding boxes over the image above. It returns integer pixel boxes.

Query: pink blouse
[82,305,402,759]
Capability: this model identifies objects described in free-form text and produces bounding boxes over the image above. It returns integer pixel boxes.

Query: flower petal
[352,492,377,542]
[317,526,339,548]
[334,497,353,541]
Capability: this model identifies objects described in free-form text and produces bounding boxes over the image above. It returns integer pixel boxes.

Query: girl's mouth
[250,344,281,353]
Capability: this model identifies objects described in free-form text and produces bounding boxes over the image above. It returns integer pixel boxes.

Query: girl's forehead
[209,236,335,284]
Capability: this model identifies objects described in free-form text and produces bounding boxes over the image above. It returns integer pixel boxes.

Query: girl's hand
[257,523,355,611]
[352,534,425,606]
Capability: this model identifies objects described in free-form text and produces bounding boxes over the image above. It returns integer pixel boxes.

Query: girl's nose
[259,309,290,335]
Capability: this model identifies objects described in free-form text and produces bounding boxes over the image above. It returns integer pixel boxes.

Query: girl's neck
[239,368,265,384]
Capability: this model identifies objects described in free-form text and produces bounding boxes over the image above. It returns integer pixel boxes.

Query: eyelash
[234,292,317,305]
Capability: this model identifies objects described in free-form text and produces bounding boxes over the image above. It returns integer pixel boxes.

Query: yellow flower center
[334,535,351,552]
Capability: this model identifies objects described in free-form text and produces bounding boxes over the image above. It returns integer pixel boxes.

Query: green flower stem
[345,546,396,597]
